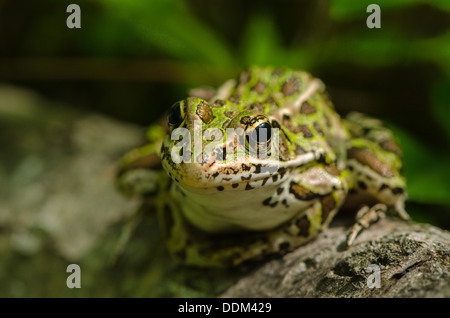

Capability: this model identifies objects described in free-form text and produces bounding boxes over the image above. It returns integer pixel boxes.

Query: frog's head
[160,97,292,190]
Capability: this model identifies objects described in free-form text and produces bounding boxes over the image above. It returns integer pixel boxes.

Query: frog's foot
[345,203,387,249]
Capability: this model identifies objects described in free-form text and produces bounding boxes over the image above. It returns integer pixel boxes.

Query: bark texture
[222,218,450,298]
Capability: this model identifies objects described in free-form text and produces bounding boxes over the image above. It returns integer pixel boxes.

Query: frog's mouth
[161,144,324,190]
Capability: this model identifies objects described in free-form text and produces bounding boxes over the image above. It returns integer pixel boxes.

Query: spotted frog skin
[117,66,409,267]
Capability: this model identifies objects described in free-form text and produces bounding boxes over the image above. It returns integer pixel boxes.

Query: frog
[116,66,409,267]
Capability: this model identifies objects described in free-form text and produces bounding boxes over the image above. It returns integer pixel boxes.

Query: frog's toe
[345,203,386,249]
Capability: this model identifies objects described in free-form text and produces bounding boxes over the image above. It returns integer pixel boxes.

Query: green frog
[116,66,409,267]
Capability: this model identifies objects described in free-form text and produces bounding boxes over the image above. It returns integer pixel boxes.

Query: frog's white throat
[169,151,327,234]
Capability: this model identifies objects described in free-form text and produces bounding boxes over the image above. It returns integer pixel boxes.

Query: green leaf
[239,13,285,67]
[413,32,450,76]
[391,126,450,206]
[430,79,450,141]
[331,0,408,20]
[95,0,236,68]
[329,0,450,21]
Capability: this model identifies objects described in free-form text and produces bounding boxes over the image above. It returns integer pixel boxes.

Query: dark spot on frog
[392,187,404,195]
[299,125,314,138]
[296,215,310,237]
[212,99,227,108]
[282,118,314,138]
[211,171,220,178]
[245,183,254,190]
[265,96,279,107]
[252,81,267,94]
[241,164,251,171]
[380,140,403,157]
[232,183,239,188]
[262,197,272,206]
[282,115,298,134]
[289,181,319,201]
[217,186,224,191]
[277,133,291,160]
[277,187,284,195]
[262,177,269,186]
[196,101,215,124]
[224,111,239,118]
[229,94,241,103]
[282,199,289,207]
[300,102,317,115]
[253,164,262,174]
[272,68,285,76]
[348,147,395,178]
[278,242,290,251]
[240,116,251,125]
[241,174,252,181]
[281,77,300,96]
[272,175,278,182]
[379,183,389,192]
[313,122,324,135]
[246,102,265,113]
[324,165,341,176]
[278,167,287,179]
[358,181,368,190]
[321,194,336,224]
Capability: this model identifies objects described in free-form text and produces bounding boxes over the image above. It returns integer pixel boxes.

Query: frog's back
[215,66,346,163]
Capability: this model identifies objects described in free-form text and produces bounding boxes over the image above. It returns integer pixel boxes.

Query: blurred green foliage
[0,0,449,227]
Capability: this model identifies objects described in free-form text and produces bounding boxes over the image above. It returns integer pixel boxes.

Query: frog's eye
[245,117,272,156]
[168,101,185,128]
[254,122,272,142]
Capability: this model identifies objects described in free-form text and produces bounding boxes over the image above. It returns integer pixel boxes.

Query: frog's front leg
[116,125,166,197]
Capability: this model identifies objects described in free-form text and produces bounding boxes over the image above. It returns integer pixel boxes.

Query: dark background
[1,0,450,227]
